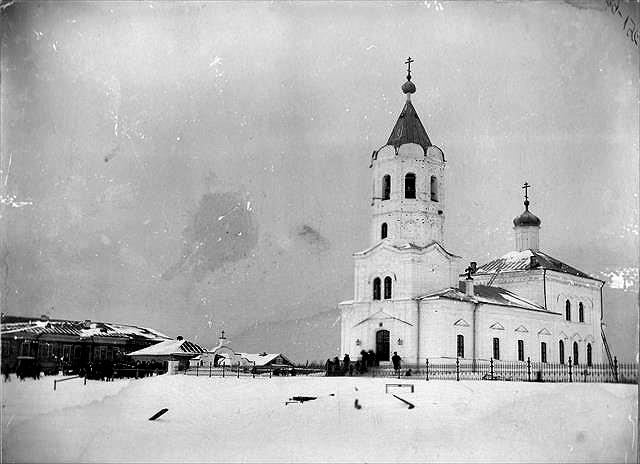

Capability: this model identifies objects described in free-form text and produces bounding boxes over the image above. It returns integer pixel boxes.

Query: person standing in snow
[325,358,332,376]
[333,356,341,376]
[343,354,351,375]
[392,352,401,375]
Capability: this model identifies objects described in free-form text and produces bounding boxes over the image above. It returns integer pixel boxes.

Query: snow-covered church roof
[471,249,602,282]
[417,283,552,313]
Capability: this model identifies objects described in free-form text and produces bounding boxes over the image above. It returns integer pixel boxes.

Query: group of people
[325,350,403,376]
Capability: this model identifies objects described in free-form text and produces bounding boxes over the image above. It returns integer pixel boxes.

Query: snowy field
[1,374,637,463]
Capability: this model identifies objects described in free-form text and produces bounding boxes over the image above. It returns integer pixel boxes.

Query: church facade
[339,62,605,367]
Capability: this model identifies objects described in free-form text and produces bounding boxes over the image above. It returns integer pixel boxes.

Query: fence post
[196,366,199,377]
[84,376,87,386]
[490,358,494,380]
[456,357,460,381]
[237,364,240,379]
[222,364,225,378]
[252,361,256,379]
[54,379,57,391]
[527,357,531,382]
[568,357,572,382]
[614,356,619,383]
[209,362,212,378]
[425,358,429,381]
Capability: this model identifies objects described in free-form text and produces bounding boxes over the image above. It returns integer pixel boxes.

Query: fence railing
[359,357,637,384]
[181,363,326,378]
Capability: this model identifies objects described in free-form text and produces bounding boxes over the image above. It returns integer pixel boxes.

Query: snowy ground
[1,374,637,463]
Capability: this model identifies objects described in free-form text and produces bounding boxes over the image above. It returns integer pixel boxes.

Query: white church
[339,60,607,367]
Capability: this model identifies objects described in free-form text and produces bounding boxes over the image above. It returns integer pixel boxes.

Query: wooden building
[1,314,170,373]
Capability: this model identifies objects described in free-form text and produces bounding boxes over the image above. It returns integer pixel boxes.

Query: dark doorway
[376,330,390,362]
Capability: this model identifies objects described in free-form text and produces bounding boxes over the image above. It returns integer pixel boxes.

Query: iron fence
[364,357,637,384]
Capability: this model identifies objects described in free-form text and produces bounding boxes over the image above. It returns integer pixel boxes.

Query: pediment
[515,325,528,333]
[489,322,505,330]
[558,331,569,340]
[353,310,413,328]
[453,318,469,327]
[537,328,551,336]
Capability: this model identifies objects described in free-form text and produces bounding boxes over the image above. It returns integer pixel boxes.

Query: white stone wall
[369,143,445,247]
[339,299,419,362]
[514,226,540,251]
[544,270,603,363]
[353,245,458,302]
[471,271,546,308]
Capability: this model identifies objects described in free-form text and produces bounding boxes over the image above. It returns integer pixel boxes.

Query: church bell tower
[369,58,446,248]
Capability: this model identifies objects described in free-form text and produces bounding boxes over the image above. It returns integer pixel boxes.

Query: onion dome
[513,199,541,227]
[402,77,416,94]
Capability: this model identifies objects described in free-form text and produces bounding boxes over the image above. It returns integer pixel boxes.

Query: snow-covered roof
[128,339,206,358]
[237,352,293,367]
[0,316,170,342]
[471,249,601,282]
[417,283,552,313]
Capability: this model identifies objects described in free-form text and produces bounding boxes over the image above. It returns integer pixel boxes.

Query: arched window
[372,277,381,300]
[578,302,584,323]
[492,337,500,360]
[457,334,464,358]
[565,300,571,321]
[541,342,547,363]
[559,340,565,365]
[517,340,524,361]
[383,276,392,300]
[404,173,416,199]
[381,222,388,239]
[430,176,439,202]
[382,175,391,200]
[586,343,592,367]
[573,341,579,365]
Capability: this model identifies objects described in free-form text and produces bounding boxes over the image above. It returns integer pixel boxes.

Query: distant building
[339,61,608,367]
[129,336,206,374]
[1,314,170,372]
[190,332,294,370]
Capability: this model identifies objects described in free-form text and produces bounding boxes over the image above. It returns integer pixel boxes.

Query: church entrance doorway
[376,330,390,362]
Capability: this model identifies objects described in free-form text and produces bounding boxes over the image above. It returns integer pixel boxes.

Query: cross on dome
[405,56,414,80]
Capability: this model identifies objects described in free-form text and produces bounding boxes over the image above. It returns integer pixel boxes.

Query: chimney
[465,261,475,296]
[465,277,474,296]
[176,335,184,341]
[83,319,91,329]
[40,314,49,321]
[529,255,538,269]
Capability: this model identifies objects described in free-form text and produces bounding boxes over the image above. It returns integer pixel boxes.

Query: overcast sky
[2,1,638,354]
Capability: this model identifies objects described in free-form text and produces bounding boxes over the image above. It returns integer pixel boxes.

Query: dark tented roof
[386,100,432,153]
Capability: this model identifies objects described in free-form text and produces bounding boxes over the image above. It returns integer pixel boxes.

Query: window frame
[372,277,381,301]
[383,276,392,300]
[381,222,388,240]
[541,342,547,363]
[578,302,584,323]
[559,340,565,365]
[382,175,391,201]
[430,176,439,202]
[517,339,524,361]
[565,300,571,321]
[456,334,464,358]
[492,337,500,360]
[404,173,416,199]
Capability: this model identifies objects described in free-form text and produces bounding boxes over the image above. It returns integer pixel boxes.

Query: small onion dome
[513,200,541,227]
[402,78,416,94]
